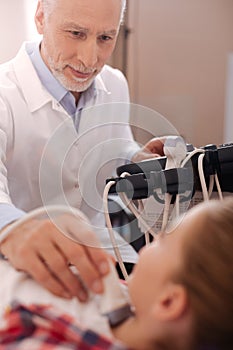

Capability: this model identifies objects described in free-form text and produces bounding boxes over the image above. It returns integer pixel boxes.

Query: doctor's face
[35,0,122,97]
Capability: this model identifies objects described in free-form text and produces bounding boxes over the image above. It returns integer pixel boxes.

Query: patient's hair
[180,198,233,350]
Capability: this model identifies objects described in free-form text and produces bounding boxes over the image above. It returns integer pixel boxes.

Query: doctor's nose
[77,39,98,68]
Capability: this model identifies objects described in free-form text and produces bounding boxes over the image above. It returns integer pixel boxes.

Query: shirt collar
[13,41,111,114]
[26,41,73,103]
[26,42,110,113]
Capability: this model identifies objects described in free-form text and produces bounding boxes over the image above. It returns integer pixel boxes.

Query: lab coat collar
[13,42,54,113]
[94,73,111,95]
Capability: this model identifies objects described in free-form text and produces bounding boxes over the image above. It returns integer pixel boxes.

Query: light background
[0,0,232,147]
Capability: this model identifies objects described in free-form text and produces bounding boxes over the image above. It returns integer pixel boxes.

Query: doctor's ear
[152,283,189,322]
[35,1,45,35]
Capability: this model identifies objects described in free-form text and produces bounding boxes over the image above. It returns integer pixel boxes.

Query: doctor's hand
[0,214,111,301]
[131,137,166,163]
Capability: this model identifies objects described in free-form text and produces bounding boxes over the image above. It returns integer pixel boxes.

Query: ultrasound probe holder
[106,143,233,200]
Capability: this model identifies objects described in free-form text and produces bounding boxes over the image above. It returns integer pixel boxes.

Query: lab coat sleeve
[0,97,25,230]
[0,203,25,230]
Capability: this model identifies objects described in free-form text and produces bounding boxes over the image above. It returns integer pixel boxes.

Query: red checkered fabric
[0,302,129,350]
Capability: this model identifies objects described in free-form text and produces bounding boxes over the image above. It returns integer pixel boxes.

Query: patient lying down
[0,198,232,350]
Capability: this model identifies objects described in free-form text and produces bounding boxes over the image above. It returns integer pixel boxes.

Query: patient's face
[127,207,204,317]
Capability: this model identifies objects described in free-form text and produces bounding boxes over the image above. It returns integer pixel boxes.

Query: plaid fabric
[0,302,129,350]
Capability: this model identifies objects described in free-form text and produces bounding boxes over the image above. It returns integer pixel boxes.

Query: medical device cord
[197,153,223,201]
[103,181,129,281]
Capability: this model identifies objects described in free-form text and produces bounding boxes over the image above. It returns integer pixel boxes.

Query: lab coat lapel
[12,42,53,113]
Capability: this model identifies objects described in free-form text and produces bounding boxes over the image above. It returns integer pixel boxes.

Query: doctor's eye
[98,35,113,43]
[69,31,86,39]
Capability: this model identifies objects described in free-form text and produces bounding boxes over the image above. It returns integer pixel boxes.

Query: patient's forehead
[170,205,208,241]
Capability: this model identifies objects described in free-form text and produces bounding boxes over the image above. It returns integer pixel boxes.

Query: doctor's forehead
[41,0,124,12]
[41,0,124,25]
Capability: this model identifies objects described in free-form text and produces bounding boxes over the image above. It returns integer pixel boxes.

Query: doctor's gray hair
[121,0,127,23]
[41,0,127,24]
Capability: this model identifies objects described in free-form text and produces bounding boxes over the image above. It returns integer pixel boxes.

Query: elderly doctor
[0,0,164,301]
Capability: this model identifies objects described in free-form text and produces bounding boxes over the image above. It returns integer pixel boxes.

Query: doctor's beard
[45,51,99,93]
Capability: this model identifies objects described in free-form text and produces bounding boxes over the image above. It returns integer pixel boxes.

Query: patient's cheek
[126,268,144,309]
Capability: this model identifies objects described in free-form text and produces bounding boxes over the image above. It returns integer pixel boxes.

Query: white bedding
[0,259,112,338]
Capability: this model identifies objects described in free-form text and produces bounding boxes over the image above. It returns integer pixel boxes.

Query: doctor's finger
[55,237,108,294]
[55,223,110,276]
[37,241,88,300]
[17,249,72,298]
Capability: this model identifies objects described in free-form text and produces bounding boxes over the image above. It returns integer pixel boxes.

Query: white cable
[138,199,150,245]
[103,181,129,280]
[181,148,205,167]
[175,194,180,218]
[170,148,207,221]
[198,153,209,202]
[119,192,157,241]
[208,175,215,197]
[182,147,224,202]
[138,200,144,217]
[119,172,157,242]
[118,174,176,237]
[103,175,156,280]
[208,173,223,200]
[214,173,223,200]
[181,148,206,205]
[161,193,172,231]
[162,136,188,231]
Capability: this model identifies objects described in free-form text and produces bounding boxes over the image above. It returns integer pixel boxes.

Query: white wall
[224,53,233,143]
[24,0,41,41]
[126,0,233,147]
[0,0,39,64]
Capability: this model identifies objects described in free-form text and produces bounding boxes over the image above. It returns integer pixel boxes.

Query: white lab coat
[0,42,139,262]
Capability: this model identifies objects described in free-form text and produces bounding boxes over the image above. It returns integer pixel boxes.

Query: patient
[0,198,232,350]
